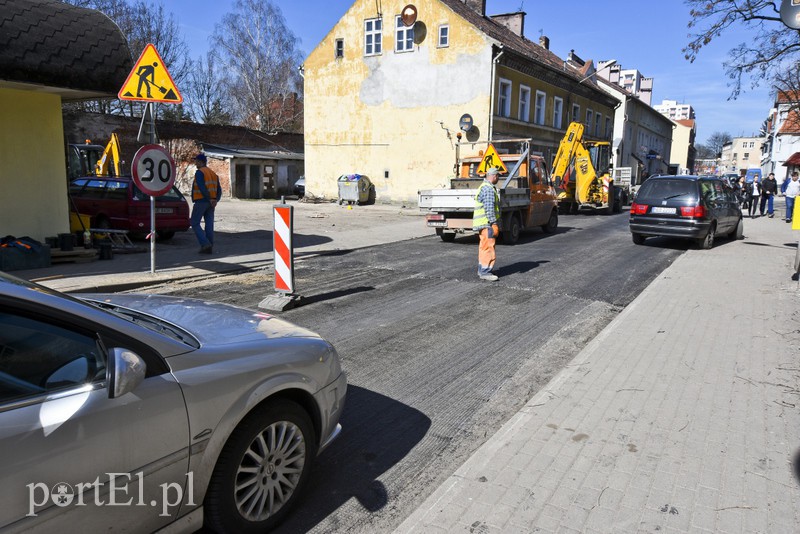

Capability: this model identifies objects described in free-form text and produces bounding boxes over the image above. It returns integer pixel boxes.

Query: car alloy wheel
[205,400,316,533]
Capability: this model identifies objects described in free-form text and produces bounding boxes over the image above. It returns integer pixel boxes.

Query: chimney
[491,12,525,37]
[463,0,486,16]
[539,35,549,50]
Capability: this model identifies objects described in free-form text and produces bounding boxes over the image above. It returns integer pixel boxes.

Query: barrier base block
[258,293,301,312]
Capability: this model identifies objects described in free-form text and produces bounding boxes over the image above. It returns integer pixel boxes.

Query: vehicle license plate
[651,207,676,215]
[427,221,448,227]
[155,208,174,214]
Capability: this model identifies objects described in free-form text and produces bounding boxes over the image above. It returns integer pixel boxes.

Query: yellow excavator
[66,133,123,181]
[551,122,621,214]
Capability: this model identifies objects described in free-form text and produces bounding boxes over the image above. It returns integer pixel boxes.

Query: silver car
[0,271,346,533]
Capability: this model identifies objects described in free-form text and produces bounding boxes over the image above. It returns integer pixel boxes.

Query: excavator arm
[551,121,584,185]
[95,133,122,177]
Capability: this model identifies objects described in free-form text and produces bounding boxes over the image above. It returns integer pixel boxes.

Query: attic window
[335,39,344,59]
[395,15,414,52]
[438,25,449,47]
[365,18,382,56]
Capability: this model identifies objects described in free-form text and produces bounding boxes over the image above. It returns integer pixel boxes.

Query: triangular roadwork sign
[118,44,183,104]
[476,143,509,174]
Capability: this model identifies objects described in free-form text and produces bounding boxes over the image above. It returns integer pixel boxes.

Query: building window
[605,117,612,139]
[595,113,602,137]
[553,97,563,129]
[335,39,344,59]
[518,85,530,122]
[743,152,749,160]
[572,104,580,124]
[395,15,414,52]
[438,24,449,47]
[534,90,546,125]
[586,109,593,132]
[498,79,511,118]
[364,18,382,56]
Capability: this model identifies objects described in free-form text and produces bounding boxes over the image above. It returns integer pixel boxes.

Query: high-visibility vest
[192,167,220,201]
[473,181,500,228]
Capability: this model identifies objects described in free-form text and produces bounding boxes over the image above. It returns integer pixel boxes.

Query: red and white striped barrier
[273,204,294,293]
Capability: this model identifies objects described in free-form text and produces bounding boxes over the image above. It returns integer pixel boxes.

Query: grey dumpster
[337,174,372,205]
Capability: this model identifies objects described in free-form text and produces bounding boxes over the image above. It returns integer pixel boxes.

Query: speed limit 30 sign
[132,144,176,196]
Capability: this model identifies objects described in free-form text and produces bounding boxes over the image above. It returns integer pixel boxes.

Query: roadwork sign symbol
[477,144,508,175]
[118,44,182,103]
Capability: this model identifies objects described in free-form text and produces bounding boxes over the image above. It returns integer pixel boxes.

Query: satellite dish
[459,114,474,132]
[401,4,417,27]
[781,0,800,29]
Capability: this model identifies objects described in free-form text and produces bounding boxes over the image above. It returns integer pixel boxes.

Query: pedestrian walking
[738,176,748,208]
[474,167,501,281]
[748,176,761,218]
[191,153,221,254]
[760,172,778,217]
[785,172,800,223]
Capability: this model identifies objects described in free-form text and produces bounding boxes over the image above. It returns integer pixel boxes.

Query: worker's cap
[195,153,207,163]
[486,167,500,176]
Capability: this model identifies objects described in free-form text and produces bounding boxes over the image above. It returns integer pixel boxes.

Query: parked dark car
[629,175,743,249]
[69,176,190,240]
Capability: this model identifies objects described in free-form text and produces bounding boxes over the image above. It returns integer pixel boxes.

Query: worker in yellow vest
[473,167,501,281]
[191,153,221,254]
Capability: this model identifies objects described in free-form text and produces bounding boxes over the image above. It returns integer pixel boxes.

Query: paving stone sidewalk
[396,214,800,533]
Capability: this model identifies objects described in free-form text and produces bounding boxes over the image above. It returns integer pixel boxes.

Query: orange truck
[418,139,559,244]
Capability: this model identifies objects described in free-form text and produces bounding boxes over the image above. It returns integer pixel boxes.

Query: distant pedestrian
[191,153,221,254]
[474,167,501,281]
[785,172,800,223]
[760,172,778,217]
[747,176,761,218]
[738,176,747,208]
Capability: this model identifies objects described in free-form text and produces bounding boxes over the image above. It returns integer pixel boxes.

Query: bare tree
[212,0,303,132]
[684,0,800,100]
[62,0,190,117]
[185,52,233,125]
[707,131,733,157]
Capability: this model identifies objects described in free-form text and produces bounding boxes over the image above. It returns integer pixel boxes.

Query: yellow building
[303,0,617,202]
[0,0,131,242]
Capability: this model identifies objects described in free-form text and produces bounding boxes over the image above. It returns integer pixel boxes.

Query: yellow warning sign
[118,44,182,103]
[476,144,508,175]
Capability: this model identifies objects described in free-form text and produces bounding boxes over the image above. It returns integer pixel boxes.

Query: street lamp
[578,59,617,84]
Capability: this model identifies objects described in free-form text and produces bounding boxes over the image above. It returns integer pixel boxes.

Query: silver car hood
[79,293,321,346]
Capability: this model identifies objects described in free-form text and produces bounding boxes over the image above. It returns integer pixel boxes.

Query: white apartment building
[719,137,763,175]
[761,91,800,188]
[654,99,695,121]
[598,61,653,106]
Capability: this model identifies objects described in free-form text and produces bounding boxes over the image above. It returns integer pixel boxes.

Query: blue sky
[168,0,775,145]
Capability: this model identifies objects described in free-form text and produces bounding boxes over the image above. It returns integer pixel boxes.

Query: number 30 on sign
[132,144,176,197]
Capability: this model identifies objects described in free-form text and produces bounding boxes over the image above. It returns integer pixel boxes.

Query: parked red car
[69,176,190,240]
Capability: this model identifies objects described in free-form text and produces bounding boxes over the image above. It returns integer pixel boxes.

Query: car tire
[631,233,646,245]
[698,224,716,250]
[157,231,175,241]
[439,231,456,242]
[204,400,317,534]
[502,214,520,245]
[541,210,558,233]
[729,218,743,240]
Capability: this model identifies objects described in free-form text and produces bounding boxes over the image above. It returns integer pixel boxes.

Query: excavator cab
[587,142,611,177]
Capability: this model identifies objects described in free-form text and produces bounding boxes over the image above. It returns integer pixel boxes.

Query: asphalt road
[158,211,685,533]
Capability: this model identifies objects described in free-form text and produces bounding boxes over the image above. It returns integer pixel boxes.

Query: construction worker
[191,153,221,254]
[473,167,501,281]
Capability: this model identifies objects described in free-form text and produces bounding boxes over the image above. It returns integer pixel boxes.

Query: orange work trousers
[477,224,499,276]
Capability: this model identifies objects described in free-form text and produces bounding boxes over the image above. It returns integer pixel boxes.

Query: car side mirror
[107,347,146,399]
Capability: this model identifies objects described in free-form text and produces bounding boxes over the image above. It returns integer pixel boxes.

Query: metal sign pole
[148,102,156,274]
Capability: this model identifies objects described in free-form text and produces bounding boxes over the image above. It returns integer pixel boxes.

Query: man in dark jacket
[760,172,778,217]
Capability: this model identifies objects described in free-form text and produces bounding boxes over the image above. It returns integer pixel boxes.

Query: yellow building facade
[303,0,617,203]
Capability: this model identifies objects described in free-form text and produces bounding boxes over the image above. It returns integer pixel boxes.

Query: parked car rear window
[106,180,128,200]
[637,179,696,200]
[132,184,184,201]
